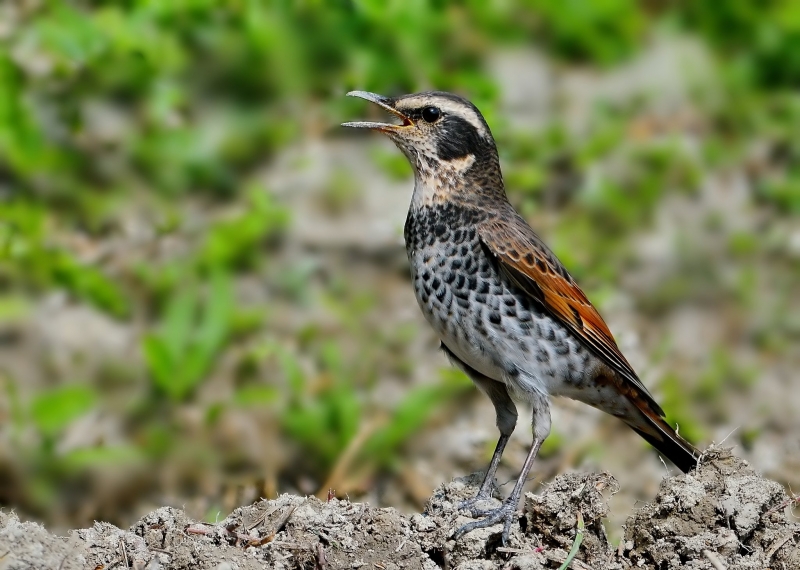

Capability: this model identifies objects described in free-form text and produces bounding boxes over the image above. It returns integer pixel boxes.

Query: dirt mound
[622,449,800,569]
[0,449,796,569]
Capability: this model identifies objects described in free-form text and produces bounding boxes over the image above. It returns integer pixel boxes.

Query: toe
[501,516,515,545]
[456,493,496,515]
[452,501,519,541]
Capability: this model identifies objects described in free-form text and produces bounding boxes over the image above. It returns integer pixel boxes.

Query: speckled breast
[403,204,595,398]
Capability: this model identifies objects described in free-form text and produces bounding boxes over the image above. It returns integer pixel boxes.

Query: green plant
[360,368,472,470]
[0,200,131,318]
[143,270,236,401]
[659,373,706,445]
[134,186,289,302]
[676,0,800,88]
[276,341,471,478]
[526,0,647,65]
[280,341,363,469]
[196,186,290,272]
[30,384,96,442]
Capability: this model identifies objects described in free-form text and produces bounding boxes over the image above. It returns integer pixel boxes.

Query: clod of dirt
[0,447,797,569]
[412,470,621,569]
[623,448,800,569]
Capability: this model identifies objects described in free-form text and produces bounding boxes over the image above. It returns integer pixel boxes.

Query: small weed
[197,186,289,273]
[727,231,760,257]
[143,271,236,401]
[0,295,32,324]
[756,176,800,214]
[279,342,362,470]
[694,348,757,401]
[0,200,131,318]
[360,368,472,470]
[538,429,565,459]
[30,384,96,441]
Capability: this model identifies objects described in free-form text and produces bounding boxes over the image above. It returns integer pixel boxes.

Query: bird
[342,90,700,544]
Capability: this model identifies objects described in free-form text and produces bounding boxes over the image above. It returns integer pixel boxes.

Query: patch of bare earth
[1,449,797,569]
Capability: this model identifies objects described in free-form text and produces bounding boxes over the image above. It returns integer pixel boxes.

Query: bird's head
[343,91,503,204]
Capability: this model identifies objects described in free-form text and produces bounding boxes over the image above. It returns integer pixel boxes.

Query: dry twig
[765,531,798,560]
[316,542,328,570]
[703,549,727,570]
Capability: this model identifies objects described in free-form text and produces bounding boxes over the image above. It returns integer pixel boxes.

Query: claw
[456,491,496,516]
[452,436,544,545]
[470,504,502,517]
[452,498,520,545]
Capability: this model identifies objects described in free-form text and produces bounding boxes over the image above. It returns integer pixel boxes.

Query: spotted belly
[407,239,597,401]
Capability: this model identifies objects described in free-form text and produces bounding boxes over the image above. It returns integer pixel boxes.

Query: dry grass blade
[318,417,383,499]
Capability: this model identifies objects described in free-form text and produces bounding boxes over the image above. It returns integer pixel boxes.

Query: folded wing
[478,213,665,417]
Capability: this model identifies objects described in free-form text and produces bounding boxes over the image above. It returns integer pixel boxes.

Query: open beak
[341,91,413,132]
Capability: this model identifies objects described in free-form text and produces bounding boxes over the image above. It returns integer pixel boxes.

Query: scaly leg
[457,432,510,512]
[454,392,551,545]
[439,344,519,512]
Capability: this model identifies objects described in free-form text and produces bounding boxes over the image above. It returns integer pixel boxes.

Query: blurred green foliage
[677,0,800,88]
[0,0,798,527]
[143,271,235,401]
[1,200,130,316]
[31,384,96,440]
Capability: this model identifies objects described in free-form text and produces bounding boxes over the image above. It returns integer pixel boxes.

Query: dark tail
[623,404,701,473]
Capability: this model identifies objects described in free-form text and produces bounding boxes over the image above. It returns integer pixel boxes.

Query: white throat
[409,154,476,211]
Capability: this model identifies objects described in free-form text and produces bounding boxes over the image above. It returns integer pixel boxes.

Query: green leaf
[197,270,233,355]
[163,286,198,359]
[278,349,306,398]
[142,335,174,394]
[31,385,96,437]
[0,295,32,324]
[361,372,471,466]
[234,385,279,406]
[62,445,145,472]
[558,511,585,570]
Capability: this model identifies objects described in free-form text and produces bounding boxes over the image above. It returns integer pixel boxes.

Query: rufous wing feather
[477,213,664,416]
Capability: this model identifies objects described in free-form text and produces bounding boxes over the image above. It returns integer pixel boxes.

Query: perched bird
[343,91,700,543]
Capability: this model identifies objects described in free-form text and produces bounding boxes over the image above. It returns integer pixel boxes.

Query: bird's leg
[454,374,518,513]
[458,433,510,512]
[454,393,551,545]
[455,435,544,543]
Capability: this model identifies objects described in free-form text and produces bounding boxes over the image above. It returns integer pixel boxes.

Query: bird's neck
[409,153,505,212]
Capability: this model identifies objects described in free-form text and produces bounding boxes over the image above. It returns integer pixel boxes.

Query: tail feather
[623,406,701,473]
[593,372,701,473]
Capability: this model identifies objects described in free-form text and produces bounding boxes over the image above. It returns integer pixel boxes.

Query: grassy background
[1,0,799,531]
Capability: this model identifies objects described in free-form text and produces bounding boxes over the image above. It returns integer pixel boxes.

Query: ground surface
[1,449,797,570]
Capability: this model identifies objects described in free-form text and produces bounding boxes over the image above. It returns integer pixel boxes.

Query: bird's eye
[421,106,441,123]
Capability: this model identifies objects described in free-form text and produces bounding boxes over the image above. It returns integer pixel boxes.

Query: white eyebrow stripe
[399,96,489,138]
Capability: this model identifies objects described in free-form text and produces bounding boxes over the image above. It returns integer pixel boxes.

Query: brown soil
[1,449,797,569]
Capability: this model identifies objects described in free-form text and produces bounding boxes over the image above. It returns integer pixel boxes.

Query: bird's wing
[478,213,663,414]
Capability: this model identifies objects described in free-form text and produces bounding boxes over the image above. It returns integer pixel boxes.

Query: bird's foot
[453,497,520,545]
[456,490,496,516]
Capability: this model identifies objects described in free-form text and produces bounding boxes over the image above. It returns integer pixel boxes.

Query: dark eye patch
[436,115,486,160]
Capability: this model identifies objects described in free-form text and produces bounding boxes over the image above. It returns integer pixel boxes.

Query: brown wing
[478,213,664,415]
